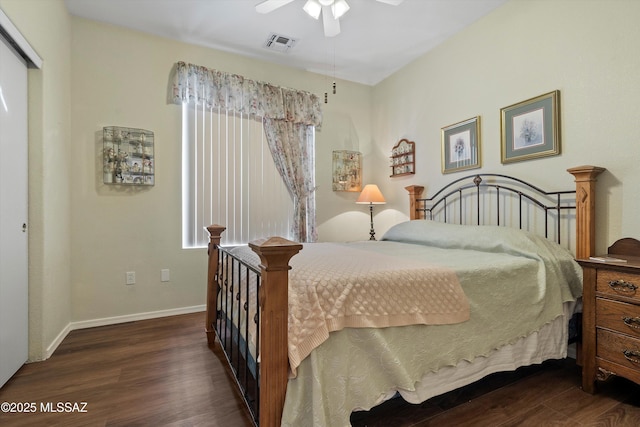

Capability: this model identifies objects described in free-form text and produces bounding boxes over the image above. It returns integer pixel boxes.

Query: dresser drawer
[597,298,640,339]
[597,328,640,371]
[596,269,640,301]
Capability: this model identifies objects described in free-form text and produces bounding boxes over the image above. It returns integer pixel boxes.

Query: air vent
[264,33,297,53]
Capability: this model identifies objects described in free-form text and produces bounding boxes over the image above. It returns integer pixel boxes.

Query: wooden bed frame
[206,165,604,427]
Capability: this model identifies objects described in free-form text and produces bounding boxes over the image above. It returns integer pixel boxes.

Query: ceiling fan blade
[375,0,404,5]
[255,0,297,14]
[322,6,341,37]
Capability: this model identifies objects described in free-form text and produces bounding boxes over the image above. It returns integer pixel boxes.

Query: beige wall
[372,0,640,253]
[1,0,371,359]
[0,0,72,361]
[69,18,372,324]
[4,0,640,359]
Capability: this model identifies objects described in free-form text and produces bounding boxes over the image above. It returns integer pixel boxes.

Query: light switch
[126,271,135,285]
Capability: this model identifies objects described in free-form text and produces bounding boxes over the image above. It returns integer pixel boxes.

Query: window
[172,62,321,246]
[182,103,294,247]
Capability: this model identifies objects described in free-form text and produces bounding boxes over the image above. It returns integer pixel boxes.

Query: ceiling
[64,0,508,86]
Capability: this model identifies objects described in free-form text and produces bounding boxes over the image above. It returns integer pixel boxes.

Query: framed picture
[332,150,362,192]
[501,90,560,164]
[441,116,481,174]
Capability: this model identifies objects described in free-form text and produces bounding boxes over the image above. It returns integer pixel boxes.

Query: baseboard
[44,323,72,360]
[43,305,206,360]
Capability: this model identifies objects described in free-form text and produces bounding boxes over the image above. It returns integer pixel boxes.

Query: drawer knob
[608,279,638,293]
[623,316,640,329]
[623,349,640,364]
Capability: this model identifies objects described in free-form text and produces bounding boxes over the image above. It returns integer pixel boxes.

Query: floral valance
[171,61,322,127]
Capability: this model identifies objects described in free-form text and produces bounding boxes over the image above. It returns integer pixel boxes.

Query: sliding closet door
[0,35,28,388]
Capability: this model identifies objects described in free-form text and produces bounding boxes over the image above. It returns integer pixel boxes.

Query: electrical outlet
[126,271,136,285]
[161,269,170,282]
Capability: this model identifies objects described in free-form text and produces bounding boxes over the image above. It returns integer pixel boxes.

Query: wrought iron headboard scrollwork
[407,173,577,249]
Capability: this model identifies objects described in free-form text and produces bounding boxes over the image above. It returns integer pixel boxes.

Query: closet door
[0,35,28,388]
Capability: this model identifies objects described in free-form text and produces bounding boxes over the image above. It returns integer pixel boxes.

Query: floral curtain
[263,119,317,242]
[171,61,322,242]
[171,62,322,127]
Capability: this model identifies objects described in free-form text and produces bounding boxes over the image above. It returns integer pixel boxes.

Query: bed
[205,165,604,427]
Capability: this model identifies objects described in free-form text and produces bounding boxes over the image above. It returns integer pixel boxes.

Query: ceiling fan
[256,0,404,37]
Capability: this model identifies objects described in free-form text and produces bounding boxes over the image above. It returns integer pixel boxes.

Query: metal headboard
[414,173,577,247]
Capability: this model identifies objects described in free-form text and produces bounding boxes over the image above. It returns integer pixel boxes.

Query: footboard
[206,225,302,427]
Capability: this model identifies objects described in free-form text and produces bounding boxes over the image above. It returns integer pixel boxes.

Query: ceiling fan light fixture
[331,0,350,19]
[257,0,402,38]
[303,0,322,19]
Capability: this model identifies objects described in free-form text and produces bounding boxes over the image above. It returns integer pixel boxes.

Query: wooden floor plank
[0,313,253,427]
[1,312,639,426]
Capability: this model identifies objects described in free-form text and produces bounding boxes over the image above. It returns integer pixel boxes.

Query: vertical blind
[182,103,294,247]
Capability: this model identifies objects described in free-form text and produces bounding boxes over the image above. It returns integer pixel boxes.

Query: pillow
[382,219,582,300]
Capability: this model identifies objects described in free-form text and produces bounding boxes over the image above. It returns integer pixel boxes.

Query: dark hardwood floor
[1,312,639,426]
[0,312,253,427]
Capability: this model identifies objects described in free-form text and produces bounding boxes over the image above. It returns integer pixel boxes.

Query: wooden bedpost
[405,185,425,220]
[206,224,226,346]
[249,237,303,427]
[567,166,605,259]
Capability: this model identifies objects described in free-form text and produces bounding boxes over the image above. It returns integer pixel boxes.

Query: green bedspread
[281,220,582,426]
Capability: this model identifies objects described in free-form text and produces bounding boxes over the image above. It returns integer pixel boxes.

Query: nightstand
[577,238,640,393]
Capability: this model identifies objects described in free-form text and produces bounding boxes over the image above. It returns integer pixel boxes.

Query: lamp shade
[356,184,386,204]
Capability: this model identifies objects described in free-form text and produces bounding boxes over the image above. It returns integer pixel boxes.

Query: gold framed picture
[441,116,481,174]
[501,90,560,164]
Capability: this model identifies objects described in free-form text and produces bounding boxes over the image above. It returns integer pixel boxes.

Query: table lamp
[356,184,386,240]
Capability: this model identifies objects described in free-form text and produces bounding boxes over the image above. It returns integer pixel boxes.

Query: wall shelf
[390,139,415,177]
[103,126,154,186]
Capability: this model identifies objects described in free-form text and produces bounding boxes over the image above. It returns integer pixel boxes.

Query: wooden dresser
[578,238,640,393]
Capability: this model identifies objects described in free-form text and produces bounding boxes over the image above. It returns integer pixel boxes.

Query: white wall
[371,0,640,253]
